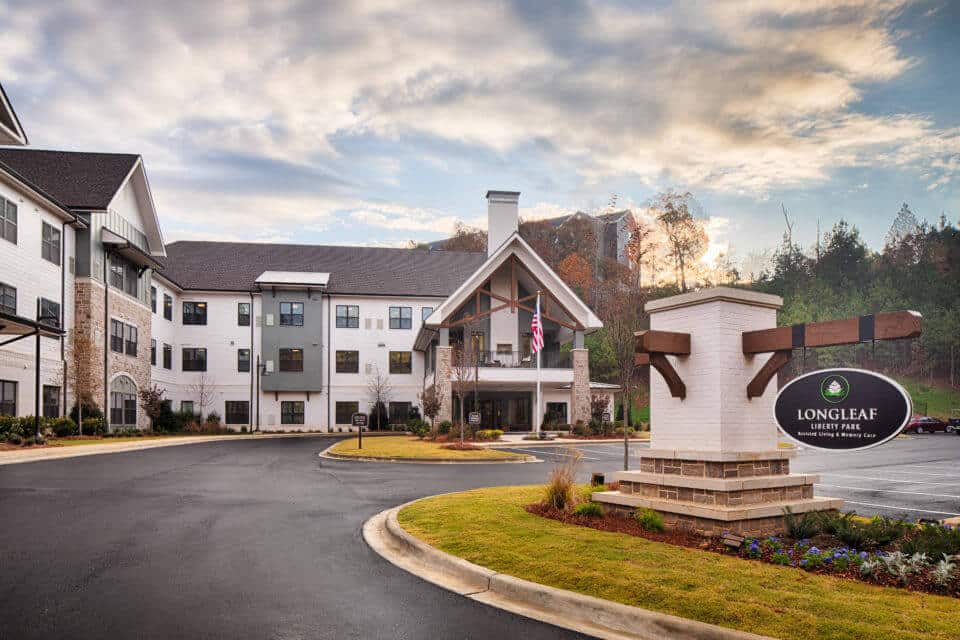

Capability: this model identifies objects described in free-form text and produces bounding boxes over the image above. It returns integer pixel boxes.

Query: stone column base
[592,449,843,537]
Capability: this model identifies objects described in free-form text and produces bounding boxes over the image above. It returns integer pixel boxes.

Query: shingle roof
[0,148,138,210]
[158,241,489,296]
[0,83,27,144]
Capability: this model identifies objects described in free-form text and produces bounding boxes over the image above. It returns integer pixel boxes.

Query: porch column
[570,348,591,424]
[435,345,453,422]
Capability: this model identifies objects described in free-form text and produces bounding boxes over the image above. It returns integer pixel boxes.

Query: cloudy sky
[1,0,958,262]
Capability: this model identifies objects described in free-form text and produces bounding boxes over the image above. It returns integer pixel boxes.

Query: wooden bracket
[650,353,686,399]
[746,350,792,399]
[634,330,690,399]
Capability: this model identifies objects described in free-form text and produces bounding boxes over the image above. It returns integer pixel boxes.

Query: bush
[7,432,22,445]
[571,420,589,437]
[69,402,103,426]
[369,402,389,430]
[205,411,221,425]
[542,449,582,510]
[475,429,504,441]
[634,508,665,532]
[784,507,821,539]
[82,417,105,435]
[572,502,603,517]
[437,420,453,435]
[900,523,960,558]
[49,417,78,438]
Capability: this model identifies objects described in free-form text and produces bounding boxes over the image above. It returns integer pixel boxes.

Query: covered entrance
[453,391,532,431]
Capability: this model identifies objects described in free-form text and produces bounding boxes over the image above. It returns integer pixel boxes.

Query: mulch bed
[441,442,485,451]
[526,503,960,598]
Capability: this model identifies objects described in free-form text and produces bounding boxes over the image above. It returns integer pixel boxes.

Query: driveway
[0,437,587,640]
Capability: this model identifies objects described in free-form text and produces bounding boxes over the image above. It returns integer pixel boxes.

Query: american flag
[531,294,544,354]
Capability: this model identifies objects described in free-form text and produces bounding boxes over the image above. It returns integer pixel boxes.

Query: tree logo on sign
[820,375,850,404]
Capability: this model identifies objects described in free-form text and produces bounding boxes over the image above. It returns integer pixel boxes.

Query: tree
[418,385,441,432]
[138,384,166,431]
[557,252,593,299]
[624,214,656,288]
[442,222,486,252]
[652,191,708,292]
[450,330,479,446]
[68,329,97,436]
[885,203,920,249]
[186,373,216,422]
[519,218,561,268]
[366,366,392,430]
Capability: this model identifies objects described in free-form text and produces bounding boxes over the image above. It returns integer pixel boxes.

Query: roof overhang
[0,161,84,227]
[413,326,438,351]
[0,310,63,339]
[424,232,603,332]
[106,157,166,257]
[102,228,164,270]
[0,84,27,146]
[255,271,330,289]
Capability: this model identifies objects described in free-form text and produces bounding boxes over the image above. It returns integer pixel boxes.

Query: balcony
[471,350,571,369]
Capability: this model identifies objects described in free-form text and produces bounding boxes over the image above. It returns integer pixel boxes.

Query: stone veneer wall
[434,345,452,422]
[569,348,591,424]
[639,457,790,478]
[74,278,153,430]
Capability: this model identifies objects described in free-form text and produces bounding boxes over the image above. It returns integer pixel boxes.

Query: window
[389,306,412,329]
[151,339,157,366]
[110,319,124,353]
[108,255,138,297]
[41,222,61,265]
[238,302,251,326]
[389,402,412,424]
[336,305,359,328]
[279,302,304,326]
[124,324,138,357]
[183,301,207,325]
[0,380,15,415]
[110,375,137,426]
[151,287,157,313]
[279,348,303,372]
[162,343,172,369]
[43,385,60,418]
[421,306,434,322]
[281,401,305,425]
[225,401,250,425]
[109,260,124,289]
[39,298,60,329]
[389,351,412,374]
[497,343,512,355]
[181,400,195,415]
[336,401,359,425]
[0,282,14,315]
[0,196,16,244]
[163,294,173,321]
[335,350,359,374]
[545,402,568,425]
[182,347,207,372]
[238,348,250,373]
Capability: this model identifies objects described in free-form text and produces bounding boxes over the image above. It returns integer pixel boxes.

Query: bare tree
[451,335,478,446]
[442,222,487,253]
[624,214,656,289]
[69,329,97,436]
[139,384,166,431]
[367,365,392,430]
[600,293,646,469]
[418,385,441,432]
[186,373,216,422]
[652,191,708,292]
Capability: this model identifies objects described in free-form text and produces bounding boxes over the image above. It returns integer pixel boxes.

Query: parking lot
[507,433,960,521]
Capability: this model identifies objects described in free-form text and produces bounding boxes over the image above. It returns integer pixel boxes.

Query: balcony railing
[463,350,571,369]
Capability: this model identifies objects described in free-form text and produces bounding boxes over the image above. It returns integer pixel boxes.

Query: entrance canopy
[0,310,64,340]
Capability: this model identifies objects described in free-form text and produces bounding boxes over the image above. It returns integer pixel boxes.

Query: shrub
[634,508,665,532]
[900,523,960,558]
[69,402,103,426]
[437,420,453,435]
[570,421,590,437]
[6,432,22,445]
[572,502,603,517]
[542,448,582,510]
[49,417,79,437]
[82,417,105,435]
[880,551,928,585]
[784,507,821,539]
[475,429,503,441]
[205,411,221,425]
[931,554,957,587]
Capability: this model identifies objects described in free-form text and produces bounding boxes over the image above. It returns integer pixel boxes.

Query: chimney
[485,190,520,256]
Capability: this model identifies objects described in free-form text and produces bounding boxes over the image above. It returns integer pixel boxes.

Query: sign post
[352,412,368,449]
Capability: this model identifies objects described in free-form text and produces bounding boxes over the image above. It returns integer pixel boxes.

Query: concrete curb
[363,501,774,640]
[319,441,540,464]
[0,432,335,466]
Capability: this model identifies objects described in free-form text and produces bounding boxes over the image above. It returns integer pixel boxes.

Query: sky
[1,0,958,269]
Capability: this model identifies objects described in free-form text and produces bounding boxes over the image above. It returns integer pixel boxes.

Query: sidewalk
[0,433,334,466]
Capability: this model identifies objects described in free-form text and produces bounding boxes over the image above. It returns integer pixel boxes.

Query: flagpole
[536,291,542,435]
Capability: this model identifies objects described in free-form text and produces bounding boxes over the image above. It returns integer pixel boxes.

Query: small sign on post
[352,413,368,449]
[602,412,612,423]
[468,411,481,426]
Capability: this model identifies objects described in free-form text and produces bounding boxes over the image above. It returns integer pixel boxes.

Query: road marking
[837,500,960,517]
[816,483,960,500]
[871,469,960,479]
[507,448,602,461]
[818,473,956,487]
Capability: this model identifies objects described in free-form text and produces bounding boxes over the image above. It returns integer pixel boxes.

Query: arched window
[110,375,137,427]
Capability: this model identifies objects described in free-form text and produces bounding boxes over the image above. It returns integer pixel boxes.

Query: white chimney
[486,190,520,256]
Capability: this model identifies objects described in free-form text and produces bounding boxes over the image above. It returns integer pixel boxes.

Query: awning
[101,228,164,270]
[558,381,621,391]
[0,310,64,339]
[255,271,330,288]
[413,326,438,352]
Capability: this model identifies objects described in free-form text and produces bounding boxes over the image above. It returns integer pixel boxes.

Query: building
[0,84,610,433]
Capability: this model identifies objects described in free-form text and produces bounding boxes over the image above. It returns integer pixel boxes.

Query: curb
[319,441,540,464]
[363,502,774,640]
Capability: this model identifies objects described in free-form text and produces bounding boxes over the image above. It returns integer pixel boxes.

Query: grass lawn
[901,379,960,418]
[399,486,959,640]
[328,435,525,460]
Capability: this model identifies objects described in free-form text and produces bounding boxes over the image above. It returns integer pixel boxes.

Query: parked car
[904,416,949,434]
[948,417,960,434]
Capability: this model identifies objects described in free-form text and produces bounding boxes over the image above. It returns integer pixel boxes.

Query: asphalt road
[0,437,590,640]
[512,434,960,521]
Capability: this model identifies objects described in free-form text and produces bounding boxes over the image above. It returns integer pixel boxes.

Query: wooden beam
[445,302,511,328]
[635,352,650,366]
[635,330,691,355]
[510,256,517,313]
[746,350,792,399]
[743,310,922,354]
[649,353,686,399]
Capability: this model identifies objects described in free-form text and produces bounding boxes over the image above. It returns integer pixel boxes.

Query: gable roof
[0,83,27,146]
[157,241,488,295]
[424,232,603,331]
[0,148,139,210]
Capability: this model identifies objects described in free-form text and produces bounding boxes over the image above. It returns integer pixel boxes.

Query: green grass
[901,379,960,418]
[398,486,960,640]
[328,435,524,460]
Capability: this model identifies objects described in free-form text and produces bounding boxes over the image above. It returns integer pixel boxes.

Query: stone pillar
[435,345,453,422]
[570,348,591,424]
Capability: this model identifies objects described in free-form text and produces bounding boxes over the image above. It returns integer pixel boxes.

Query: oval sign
[774,368,912,451]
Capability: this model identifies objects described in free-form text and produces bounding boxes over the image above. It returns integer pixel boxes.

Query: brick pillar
[570,348,591,424]
[435,345,453,422]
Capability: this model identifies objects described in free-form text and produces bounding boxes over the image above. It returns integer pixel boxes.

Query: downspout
[325,290,331,432]
[249,291,254,430]
[60,220,66,417]
[103,249,110,432]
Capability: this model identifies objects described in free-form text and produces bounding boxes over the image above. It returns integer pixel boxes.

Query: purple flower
[809,546,820,555]
[859,551,868,559]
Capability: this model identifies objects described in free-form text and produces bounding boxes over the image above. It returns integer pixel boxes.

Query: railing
[466,350,571,369]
